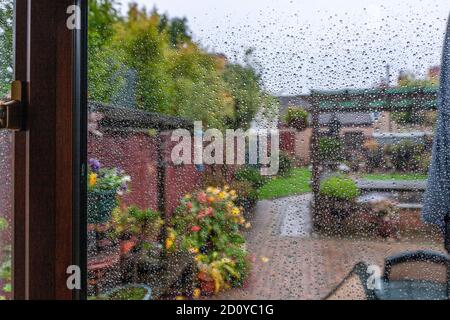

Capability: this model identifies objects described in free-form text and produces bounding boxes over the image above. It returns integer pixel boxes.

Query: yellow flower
[229,190,237,197]
[88,173,97,188]
[231,207,240,216]
[193,288,201,299]
[165,238,174,250]
[218,191,227,200]
[213,188,221,195]
[175,296,185,300]
[195,254,207,262]
[184,193,192,200]
[224,185,230,191]
[207,196,216,203]
[189,247,199,254]
[206,186,214,193]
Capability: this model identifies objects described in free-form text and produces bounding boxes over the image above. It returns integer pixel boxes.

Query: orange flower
[165,238,174,250]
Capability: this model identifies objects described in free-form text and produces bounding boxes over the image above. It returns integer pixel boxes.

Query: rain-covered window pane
[0,0,14,301]
[87,0,450,300]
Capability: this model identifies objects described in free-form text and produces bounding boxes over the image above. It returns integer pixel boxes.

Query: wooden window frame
[12,0,88,300]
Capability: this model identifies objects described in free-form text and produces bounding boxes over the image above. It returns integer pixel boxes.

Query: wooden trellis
[301,86,439,217]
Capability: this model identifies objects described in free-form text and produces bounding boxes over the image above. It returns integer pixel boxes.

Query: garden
[86,157,274,300]
[304,85,438,240]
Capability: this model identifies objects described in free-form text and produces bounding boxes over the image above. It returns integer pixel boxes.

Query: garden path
[214,193,444,300]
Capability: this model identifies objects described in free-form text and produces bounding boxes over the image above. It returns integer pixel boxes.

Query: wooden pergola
[301,86,439,217]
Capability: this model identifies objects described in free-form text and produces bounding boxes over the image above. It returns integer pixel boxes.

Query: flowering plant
[88,158,131,195]
[108,206,163,241]
[168,186,251,294]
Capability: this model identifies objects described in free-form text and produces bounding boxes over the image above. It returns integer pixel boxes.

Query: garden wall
[279,127,312,165]
[88,130,206,217]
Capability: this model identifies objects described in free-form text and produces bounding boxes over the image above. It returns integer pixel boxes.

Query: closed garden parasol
[423,14,450,230]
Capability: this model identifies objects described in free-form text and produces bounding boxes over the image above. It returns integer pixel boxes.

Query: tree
[87,1,276,129]
[88,0,128,103]
[392,72,437,126]
[222,64,262,129]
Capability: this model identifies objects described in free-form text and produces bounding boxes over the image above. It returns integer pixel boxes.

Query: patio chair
[375,250,450,300]
[326,215,450,300]
[374,215,450,300]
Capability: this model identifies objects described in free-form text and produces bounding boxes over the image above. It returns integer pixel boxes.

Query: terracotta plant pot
[120,238,137,255]
[377,218,399,239]
[197,271,215,296]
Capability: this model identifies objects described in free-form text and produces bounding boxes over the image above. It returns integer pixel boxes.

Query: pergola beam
[305,86,438,229]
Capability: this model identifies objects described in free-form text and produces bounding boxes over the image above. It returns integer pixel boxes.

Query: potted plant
[92,284,152,300]
[169,186,251,296]
[371,200,400,239]
[108,206,163,256]
[285,107,309,131]
[87,158,131,224]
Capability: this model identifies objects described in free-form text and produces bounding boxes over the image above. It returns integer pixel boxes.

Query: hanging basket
[87,190,118,224]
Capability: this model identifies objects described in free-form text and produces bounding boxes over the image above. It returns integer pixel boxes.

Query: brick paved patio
[215,194,444,300]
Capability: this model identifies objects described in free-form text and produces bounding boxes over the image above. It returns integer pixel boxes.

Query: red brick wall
[160,131,205,216]
[89,131,159,211]
[88,130,214,218]
[279,129,296,157]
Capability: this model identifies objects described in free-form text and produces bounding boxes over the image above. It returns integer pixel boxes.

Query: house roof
[278,95,373,126]
[278,96,311,116]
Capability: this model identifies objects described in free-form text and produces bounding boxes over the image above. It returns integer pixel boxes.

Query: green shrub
[392,110,425,125]
[278,152,294,177]
[416,153,431,175]
[319,175,360,201]
[230,180,258,214]
[235,165,266,188]
[285,107,308,131]
[318,137,343,161]
[0,218,7,232]
[385,140,424,172]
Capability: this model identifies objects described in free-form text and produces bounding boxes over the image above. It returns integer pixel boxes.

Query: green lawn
[258,167,311,200]
[361,172,428,181]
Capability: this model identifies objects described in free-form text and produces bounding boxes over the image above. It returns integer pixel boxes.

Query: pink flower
[205,207,213,216]
[196,192,207,204]
[191,226,201,232]
[197,211,207,219]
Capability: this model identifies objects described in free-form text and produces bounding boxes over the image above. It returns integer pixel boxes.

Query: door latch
[0,80,26,131]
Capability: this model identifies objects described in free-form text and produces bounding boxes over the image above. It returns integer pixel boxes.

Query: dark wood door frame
[12,0,87,300]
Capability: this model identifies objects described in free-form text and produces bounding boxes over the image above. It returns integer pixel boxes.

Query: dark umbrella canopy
[422,15,450,228]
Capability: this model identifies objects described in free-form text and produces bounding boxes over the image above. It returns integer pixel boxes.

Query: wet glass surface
[87,0,450,300]
[0,0,14,300]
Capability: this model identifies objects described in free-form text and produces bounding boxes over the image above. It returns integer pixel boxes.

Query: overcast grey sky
[119,0,449,95]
